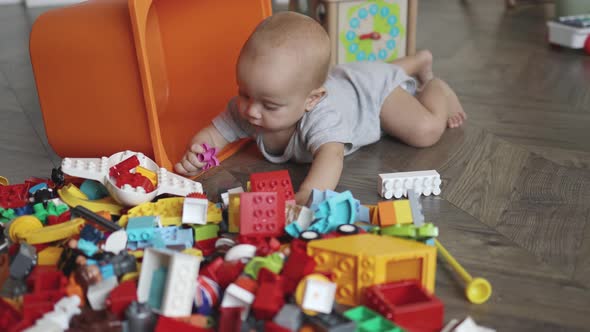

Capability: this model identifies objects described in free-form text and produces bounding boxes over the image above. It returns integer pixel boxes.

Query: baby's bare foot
[439,79,466,128]
[416,50,434,85]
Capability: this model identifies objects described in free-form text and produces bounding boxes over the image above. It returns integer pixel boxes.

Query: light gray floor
[0,4,60,183]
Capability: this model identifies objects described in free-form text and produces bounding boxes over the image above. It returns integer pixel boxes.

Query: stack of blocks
[0,154,472,332]
[377,199,413,226]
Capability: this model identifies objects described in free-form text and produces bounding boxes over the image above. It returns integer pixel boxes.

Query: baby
[175,11,466,205]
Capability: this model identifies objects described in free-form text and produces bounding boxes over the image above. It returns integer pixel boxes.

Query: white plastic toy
[220,283,255,320]
[215,237,236,251]
[182,197,208,225]
[24,296,81,332]
[301,278,337,314]
[87,276,119,310]
[547,15,590,54]
[287,205,315,232]
[408,189,425,226]
[224,244,257,263]
[137,247,201,317]
[220,186,244,208]
[61,150,203,206]
[102,229,128,254]
[441,316,496,332]
[378,170,442,199]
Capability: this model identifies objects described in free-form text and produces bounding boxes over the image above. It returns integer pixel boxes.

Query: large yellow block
[307,234,436,306]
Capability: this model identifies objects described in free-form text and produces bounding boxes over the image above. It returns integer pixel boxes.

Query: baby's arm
[295,142,345,205]
[174,124,229,176]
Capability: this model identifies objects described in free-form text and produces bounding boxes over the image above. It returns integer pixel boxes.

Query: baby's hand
[174,143,208,176]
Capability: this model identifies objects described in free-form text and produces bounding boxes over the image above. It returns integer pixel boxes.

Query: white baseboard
[0,0,22,4]
[25,0,85,7]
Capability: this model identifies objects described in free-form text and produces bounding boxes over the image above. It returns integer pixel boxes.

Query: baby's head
[236,12,331,133]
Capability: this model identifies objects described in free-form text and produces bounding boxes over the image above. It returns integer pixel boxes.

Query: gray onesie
[212,61,417,164]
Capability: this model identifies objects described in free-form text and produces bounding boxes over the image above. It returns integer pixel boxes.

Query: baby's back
[300,62,417,156]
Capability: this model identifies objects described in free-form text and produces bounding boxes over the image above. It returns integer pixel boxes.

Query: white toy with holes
[378,170,442,199]
[61,150,203,206]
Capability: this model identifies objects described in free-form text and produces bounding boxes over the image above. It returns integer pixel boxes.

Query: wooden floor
[1,1,590,331]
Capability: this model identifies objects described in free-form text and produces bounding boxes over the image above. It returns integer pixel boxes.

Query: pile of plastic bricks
[0,152,455,332]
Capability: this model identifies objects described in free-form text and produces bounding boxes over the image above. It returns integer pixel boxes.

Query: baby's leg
[389,50,434,85]
[380,78,465,148]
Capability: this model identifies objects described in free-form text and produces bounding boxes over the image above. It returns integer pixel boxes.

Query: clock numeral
[369,4,379,15]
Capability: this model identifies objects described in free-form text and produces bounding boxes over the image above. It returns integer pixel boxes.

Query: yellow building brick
[207,201,223,224]
[38,246,63,266]
[393,199,413,225]
[228,194,241,233]
[135,166,158,186]
[307,234,436,306]
[118,197,184,227]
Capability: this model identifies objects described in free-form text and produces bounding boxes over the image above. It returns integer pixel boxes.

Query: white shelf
[25,0,85,7]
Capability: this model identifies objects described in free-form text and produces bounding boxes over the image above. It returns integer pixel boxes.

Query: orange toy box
[30,0,271,170]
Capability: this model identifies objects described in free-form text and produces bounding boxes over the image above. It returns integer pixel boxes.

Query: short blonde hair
[241,11,331,90]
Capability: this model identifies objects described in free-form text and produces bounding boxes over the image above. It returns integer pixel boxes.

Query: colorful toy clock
[311,0,417,65]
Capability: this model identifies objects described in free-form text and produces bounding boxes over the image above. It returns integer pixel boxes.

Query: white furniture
[0,0,85,7]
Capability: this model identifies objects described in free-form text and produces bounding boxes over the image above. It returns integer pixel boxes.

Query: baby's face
[236,50,312,133]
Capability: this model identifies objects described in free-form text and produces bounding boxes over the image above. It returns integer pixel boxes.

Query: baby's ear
[305,87,327,112]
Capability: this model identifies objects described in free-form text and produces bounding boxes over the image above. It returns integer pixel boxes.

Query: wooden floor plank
[525,146,590,170]
[465,102,590,153]
[440,127,530,228]
[573,222,590,288]
[496,155,590,281]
